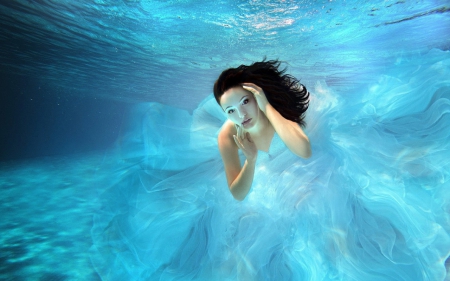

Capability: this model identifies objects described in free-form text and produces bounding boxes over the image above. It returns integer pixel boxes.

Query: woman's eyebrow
[224,96,248,110]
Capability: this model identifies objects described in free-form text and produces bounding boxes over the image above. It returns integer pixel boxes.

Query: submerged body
[214,61,312,200]
[218,84,311,200]
[91,50,450,281]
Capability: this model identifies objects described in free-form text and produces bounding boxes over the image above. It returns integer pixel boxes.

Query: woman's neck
[245,113,275,152]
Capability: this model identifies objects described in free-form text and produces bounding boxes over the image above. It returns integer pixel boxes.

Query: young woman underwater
[91,53,450,281]
[214,60,312,200]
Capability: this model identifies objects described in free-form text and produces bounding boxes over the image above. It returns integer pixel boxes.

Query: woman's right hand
[233,125,258,163]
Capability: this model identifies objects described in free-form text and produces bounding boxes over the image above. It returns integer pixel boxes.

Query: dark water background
[0,72,129,160]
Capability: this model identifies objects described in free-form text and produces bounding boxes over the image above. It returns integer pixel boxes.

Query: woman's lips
[242,118,252,125]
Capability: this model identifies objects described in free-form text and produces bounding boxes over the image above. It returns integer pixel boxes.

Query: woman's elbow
[291,140,312,159]
[294,148,311,159]
[229,186,246,201]
[303,146,312,159]
[231,190,246,201]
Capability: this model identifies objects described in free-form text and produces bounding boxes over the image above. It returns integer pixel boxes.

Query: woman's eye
[227,109,235,114]
[242,99,249,105]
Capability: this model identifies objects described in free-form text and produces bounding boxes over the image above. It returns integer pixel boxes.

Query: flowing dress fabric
[91,50,450,281]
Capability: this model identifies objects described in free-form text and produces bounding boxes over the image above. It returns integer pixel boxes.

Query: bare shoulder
[218,120,237,150]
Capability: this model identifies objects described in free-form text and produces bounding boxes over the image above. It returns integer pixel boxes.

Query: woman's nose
[237,108,246,118]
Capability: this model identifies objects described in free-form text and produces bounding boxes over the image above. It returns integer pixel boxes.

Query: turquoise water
[1,0,450,280]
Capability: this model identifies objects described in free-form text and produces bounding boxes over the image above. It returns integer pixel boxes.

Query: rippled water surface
[1,0,449,108]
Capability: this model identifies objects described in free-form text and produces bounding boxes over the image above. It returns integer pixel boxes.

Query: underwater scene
[1,0,450,280]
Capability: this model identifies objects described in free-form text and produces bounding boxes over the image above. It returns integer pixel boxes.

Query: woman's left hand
[242,83,269,114]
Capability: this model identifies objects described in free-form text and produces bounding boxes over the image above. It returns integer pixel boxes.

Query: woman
[214,60,312,200]
[91,54,450,281]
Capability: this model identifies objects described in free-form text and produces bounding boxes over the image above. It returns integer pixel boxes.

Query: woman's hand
[233,124,258,163]
[242,83,269,114]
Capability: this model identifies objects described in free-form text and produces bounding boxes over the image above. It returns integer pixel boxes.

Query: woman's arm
[218,121,258,201]
[242,83,312,159]
[264,104,311,158]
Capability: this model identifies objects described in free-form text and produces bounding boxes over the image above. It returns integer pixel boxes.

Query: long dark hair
[213,59,309,127]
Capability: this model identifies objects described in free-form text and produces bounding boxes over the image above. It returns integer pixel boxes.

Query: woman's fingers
[235,126,257,155]
[242,83,268,113]
[235,128,255,145]
[233,135,242,149]
[237,125,244,140]
[235,131,258,161]
[242,85,253,91]
[242,86,258,96]
[242,83,262,93]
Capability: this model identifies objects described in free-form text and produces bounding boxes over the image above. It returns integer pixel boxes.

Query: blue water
[1,0,450,280]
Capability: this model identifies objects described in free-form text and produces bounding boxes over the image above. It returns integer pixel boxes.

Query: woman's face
[220,86,260,129]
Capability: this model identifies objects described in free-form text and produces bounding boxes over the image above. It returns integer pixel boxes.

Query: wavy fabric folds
[91,50,450,281]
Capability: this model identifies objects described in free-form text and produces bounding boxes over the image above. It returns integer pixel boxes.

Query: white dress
[90,49,450,281]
